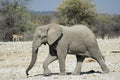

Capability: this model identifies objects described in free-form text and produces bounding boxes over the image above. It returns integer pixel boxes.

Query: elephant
[26,23,109,76]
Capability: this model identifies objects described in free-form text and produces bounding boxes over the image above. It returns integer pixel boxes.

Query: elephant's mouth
[42,37,48,45]
[43,43,47,45]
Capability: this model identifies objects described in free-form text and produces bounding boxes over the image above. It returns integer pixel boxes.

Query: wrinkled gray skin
[26,23,109,76]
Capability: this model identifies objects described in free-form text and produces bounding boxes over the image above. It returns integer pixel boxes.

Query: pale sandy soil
[0,39,120,80]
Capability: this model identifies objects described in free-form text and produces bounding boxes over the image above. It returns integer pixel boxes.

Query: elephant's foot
[59,72,66,75]
[72,71,80,75]
[44,69,51,76]
[102,70,109,74]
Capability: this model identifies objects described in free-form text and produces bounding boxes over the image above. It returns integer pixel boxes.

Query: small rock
[112,70,115,72]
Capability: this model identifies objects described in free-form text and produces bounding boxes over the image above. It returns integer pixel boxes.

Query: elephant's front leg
[57,49,67,75]
[72,55,85,75]
[43,54,57,76]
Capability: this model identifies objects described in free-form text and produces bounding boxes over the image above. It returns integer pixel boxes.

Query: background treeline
[0,0,120,41]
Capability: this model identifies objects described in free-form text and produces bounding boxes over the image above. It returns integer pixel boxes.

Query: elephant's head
[26,23,62,76]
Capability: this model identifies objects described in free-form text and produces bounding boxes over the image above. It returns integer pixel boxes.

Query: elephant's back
[68,25,95,38]
[60,24,96,41]
[66,25,97,46]
[70,25,93,33]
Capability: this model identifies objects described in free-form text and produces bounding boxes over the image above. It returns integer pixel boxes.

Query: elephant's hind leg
[43,54,57,76]
[72,55,85,75]
[94,56,109,73]
[88,47,109,73]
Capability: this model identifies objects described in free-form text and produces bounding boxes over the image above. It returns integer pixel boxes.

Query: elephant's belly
[68,42,89,56]
[68,47,87,54]
[68,51,90,57]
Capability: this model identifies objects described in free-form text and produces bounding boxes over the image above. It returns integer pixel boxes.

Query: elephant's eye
[38,35,41,38]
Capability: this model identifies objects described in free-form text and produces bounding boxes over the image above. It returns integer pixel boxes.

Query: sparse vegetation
[96,14,120,39]
[56,0,96,26]
[0,0,120,41]
[0,39,120,80]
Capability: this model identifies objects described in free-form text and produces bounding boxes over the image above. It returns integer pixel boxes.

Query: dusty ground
[0,39,120,80]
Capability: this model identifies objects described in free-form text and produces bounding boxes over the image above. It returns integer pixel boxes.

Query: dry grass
[0,39,120,80]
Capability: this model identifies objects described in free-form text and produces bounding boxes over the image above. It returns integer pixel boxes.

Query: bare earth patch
[0,39,120,80]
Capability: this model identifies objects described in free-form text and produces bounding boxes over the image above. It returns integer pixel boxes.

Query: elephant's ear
[47,25,62,45]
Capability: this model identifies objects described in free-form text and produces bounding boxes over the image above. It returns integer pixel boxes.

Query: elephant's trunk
[26,41,41,76]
